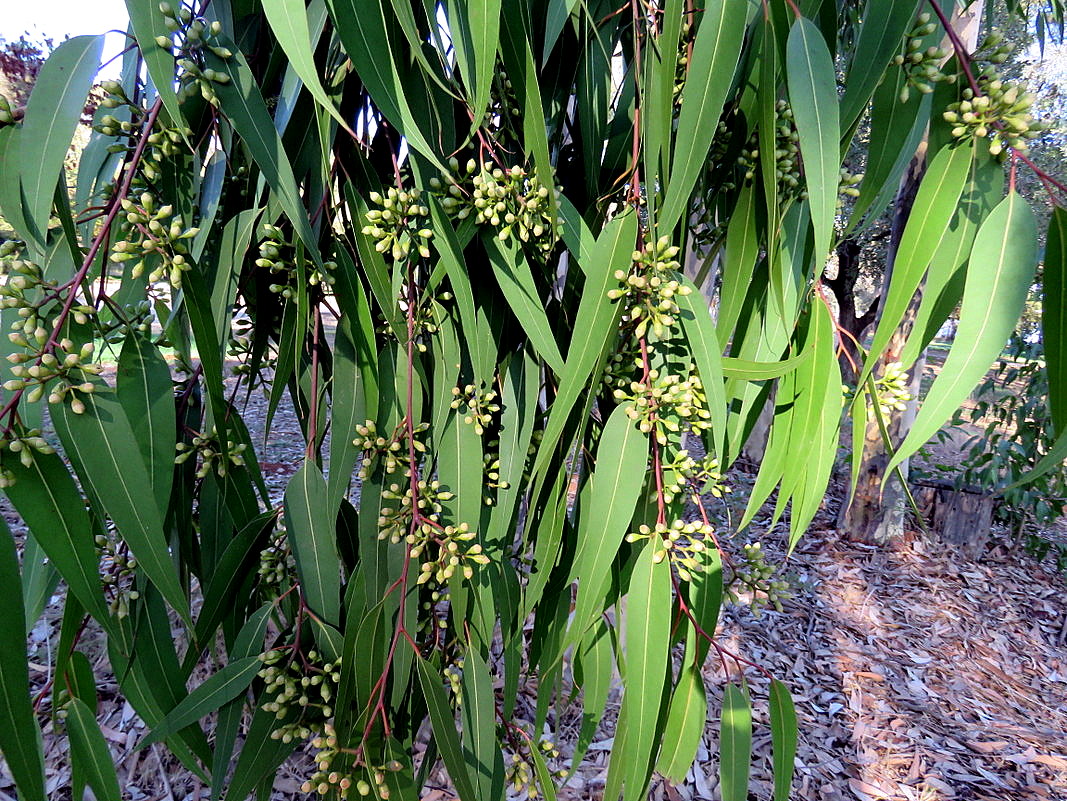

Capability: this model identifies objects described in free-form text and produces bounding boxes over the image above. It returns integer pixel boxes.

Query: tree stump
[913,478,995,559]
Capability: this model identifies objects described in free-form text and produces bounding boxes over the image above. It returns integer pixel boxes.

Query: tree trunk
[839,2,984,545]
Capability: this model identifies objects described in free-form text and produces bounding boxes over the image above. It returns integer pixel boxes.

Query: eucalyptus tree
[0,1,1062,800]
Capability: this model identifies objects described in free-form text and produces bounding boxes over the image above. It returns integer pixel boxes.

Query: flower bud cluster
[837,169,863,207]
[485,67,520,125]
[155,2,234,106]
[362,187,433,261]
[481,449,510,502]
[505,739,567,797]
[94,532,141,616]
[607,236,692,339]
[94,86,192,183]
[2,429,55,468]
[353,419,426,481]
[944,73,1043,155]
[627,519,714,583]
[444,660,463,706]
[737,101,805,199]
[450,383,500,436]
[615,369,713,446]
[355,421,487,584]
[726,542,791,615]
[258,528,295,589]
[111,191,199,288]
[257,649,340,743]
[873,361,912,418]
[174,425,247,478]
[436,159,561,257]
[4,337,102,414]
[255,223,334,296]
[660,449,728,505]
[1,243,95,346]
[303,724,401,798]
[0,94,14,126]
[894,14,953,102]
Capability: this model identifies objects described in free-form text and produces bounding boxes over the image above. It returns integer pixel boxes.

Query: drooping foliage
[0,1,1062,799]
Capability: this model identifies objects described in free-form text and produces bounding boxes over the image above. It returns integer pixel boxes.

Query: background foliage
[0,0,1064,799]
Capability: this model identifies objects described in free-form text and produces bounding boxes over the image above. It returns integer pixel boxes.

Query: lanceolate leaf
[66,699,122,801]
[861,142,974,385]
[888,192,1038,476]
[720,683,753,801]
[325,0,447,171]
[0,452,109,623]
[1044,205,1067,434]
[717,186,760,341]
[617,541,672,801]
[139,657,261,749]
[485,238,565,373]
[770,679,799,801]
[17,35,104,254]
[0,526,46,801]
[415,654,478,801]
[262,0,354,135]
[204,39,320,262]
[531,211,637,480]
[123,0,184,128]
[284,461,342,626]
[656,665,708,783]
[839,0,921,130]
[786,17,840,262]
[678,279,728,457]
[566,403,649,646]
[461,644,505,801]
[660,0,749,231]
[117,332,175,520]
[53,389,190,625]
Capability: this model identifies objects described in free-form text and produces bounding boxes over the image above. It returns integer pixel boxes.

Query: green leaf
[786,17,840,261]
[717,186,760,341]
[17,35,103,254]
[656,665,708,783]
[0,524,46,801]
[721,350,811,381]
[1044,206,1067,434]
[846,66,929,232]
[415,654,478,801]
[571,621,614,770]
[617,540,672,801]
[325,0,448,171]
[262,0,354,134]
[0,451,109,623]
[448,0,502,129]
[566,403,648,647]
[284,460,341,626]
[66,698,122,801]
[53,388,191,625]
[139,657,261,749]
[660,1,748,231]
[770,679,798,801]
[887,192,1038,476]
[532,211,637,480]
[223,702,296,801]
[485,237,565,374]
[861,142,974,384]
[839,0,921,130]
[117,331,175,521]
[124,0,184,129]
[720,683,753,801]
[461,644,504,801]
[678,278,727,457]
[203,39,320,262]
